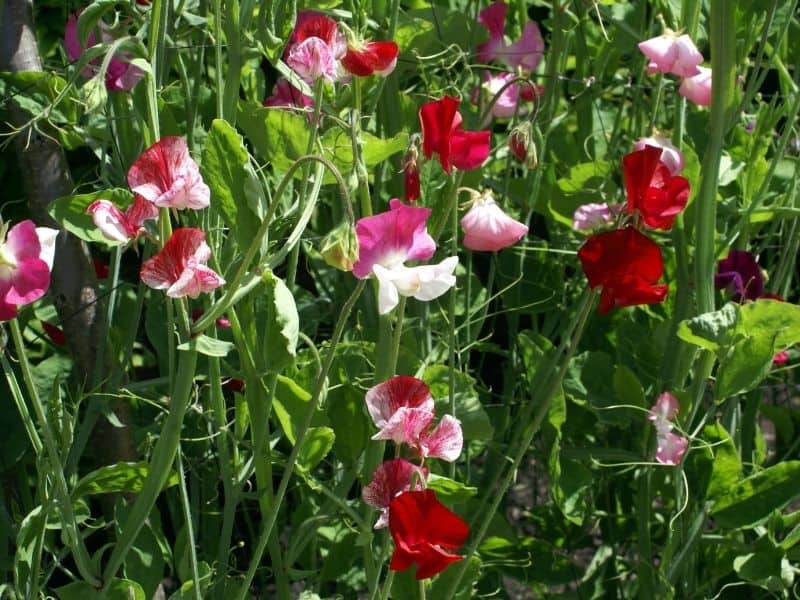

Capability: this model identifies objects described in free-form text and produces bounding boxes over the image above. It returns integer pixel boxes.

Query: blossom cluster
[639,28,711,106]
[648,392,689,465]
[361,376,468,579]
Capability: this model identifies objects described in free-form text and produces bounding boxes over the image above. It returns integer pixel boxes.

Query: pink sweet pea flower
[365,375,436,431]
[363,459,428,528]
[472,71,528,120]
[648,391,680,432]
[353,199,457,313]
[460,191,528,251]
[128,137,210,210]
[87,195,159,243]
[773,351,789,366]
[638,32,703,77]
[263,78,314,112]
[140,228,224,298]
[477,1,544,72]
[572,202,620,232]
[419,96,491,174]
[64,12,144,92]
[0,221,58,321]
[284,11,346,83]
[648,392,688,465]
[656,432,689,465]
[679,66,712,106]
[287,37,338,83]
[633,135,685,175]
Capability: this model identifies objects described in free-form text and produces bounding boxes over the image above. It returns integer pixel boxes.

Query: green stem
[233,280,367,600]
[175,448,202,600]
[221,0,242,124]
[1,349,43,454]
[8,320,99,585]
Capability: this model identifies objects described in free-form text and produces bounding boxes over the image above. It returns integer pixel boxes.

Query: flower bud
[320,221,359,272]
[508,122,537,169]
[402,144,421,202]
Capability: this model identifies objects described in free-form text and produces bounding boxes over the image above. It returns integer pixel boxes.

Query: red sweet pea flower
[623,146,689,230]
[42,322,66,346]
[578,227,668,314]
[419,96,491,174]
[388,489,469,579]
[342,41,398,77]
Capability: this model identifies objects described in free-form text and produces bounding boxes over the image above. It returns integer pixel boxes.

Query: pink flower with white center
[638,32,703,77]
[633,136,685,175]
[472,71,526,120]
[353,199,457,314]
[287,37,338,83]
[656,432,689,465]
[460,191,528,252]
[477,1,544,72]
[64,12,144,92]
[572,202,619,232]
[0,221,58,321]
[128,137,210,210]
[363,459,428,528]
[679,66,712,106]
[648,391,680,434]
[87,195,159,243]
[140,228,224,298]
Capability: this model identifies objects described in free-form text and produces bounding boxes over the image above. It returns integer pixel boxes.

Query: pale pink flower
[472,71,526,120]
[0,221,58,321]
[460,192,528,251]
[648,391,680,434]
[140,228,224,298]
[87,195,159,243]
[363,459,428,528]
[477,1,544,72]
[679,66,712,106]
[64,12,144,92]
[633,136,685,175]
[572,202,620,232]
[127,137,210,210]
[655,432,689,465]
[638,33,703,77]
[373,258,459,315]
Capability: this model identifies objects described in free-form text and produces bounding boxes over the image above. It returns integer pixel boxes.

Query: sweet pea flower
[0,221,58,321]
[679,66,712,106]
[508,121,538,169]
[140,228,224,298]
[648,392,688,465]
[572,203,620,232]
[460,190,528,251]
[402,144,421,203]
[647,391,680,433]
[633,135,684,175]
[87,195,159,244]
[263,78,314,112]
[419,96,491,174]
[578,226,668,315]
[353,199,457,314]
[388,489,469,580]
[623,146,690,230]
[638,32,703,77]
[471,71,538,122]
[341,40,399,77]
[656,432,689,465]
[365,375,435,433]
[128,137,210,210]
[477,1,544,72]
[362,459,428,529]
[287,37,338,83]
[284,11,346,83]
[64,12,144,92]
[714,250,764,302]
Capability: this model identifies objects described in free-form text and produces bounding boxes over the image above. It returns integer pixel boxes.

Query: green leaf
[177,335,235,357]
[73,462,179,498]
[272,375,327,445]
[200,118,261,250]
[429,556,480,600]
[713,461,800,528]
[56,579,144,600]
[14,506,47,595]
[261,270,299,372]
[426,474,478,504]
[321,127,408,178]
[425,365,493,441]
[733,537,785,588]
[238,103,309,172]
[676,303,739,352]
[262,1,296,60]
[76,0,119,47]
[49,189,135,246]
[478,536,576,585]
[0,71,79,125]
[297,426,335,472]
[550,161,614,228]
[704,423,742,503]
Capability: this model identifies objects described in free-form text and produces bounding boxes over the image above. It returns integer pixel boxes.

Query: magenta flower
[87,195,159,244]
[353,199,457,314]
[472,71,528,120]
[648,392,688,466]
[714,250,764,302]
[679,66,712,106]
[477,1,544,72]
[460,191,528,251]
[127,137,210,210]
[0,221,58,321]
[64,12,144,92]
[263,78,315,112]
[572,202,620,232]
[633,135,685,175]
[140,228,224,298]
[362,459,428,528]
[638,32,703,77]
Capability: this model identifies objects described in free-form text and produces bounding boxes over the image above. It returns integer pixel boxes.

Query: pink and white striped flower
[127,137,210,210]
[87,195,159,243]
[140,228,224,298]
[0,221,58,321]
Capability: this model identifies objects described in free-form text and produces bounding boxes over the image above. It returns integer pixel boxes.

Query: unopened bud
[508,122,538,170]
[320,221,359,272]
[402,145,421,202]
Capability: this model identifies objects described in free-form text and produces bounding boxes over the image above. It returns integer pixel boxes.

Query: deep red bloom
[623,146,689,230]
[578,227,668,314]
[402,146,421,202]
[93,258,109,279]
[419,96,491,174]
[342,41,398,77]
[388,489,469,579]
[42,322,66,346]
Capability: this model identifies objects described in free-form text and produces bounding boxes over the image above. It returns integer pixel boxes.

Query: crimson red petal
[342,41,398,76]
[622,146,664,214]
[449,129,491,171]
[419,96,460,171]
